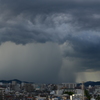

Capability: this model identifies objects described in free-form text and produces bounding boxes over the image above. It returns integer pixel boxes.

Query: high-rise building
[62,83,76,88]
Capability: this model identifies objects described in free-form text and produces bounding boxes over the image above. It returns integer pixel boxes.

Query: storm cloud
[0,0,100,83]
[0,0,100,44]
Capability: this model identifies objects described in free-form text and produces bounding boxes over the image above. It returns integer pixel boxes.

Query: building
[62,83,76,89]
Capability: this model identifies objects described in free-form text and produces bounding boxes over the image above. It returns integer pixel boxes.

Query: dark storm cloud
[62,33,100,72]
[0,0,100,44]
[0,0,100,82]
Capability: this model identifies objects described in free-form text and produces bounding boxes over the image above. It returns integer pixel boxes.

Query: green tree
[84,89,91,100]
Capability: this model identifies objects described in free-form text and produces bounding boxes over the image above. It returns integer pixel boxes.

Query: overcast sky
[0,0,100,83]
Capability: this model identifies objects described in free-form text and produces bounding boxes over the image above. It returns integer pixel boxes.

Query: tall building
[12,81,17,85]
[62,83,76,88]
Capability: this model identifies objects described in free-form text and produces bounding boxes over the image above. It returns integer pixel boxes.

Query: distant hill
[0,79,33,84]
[77,81,100,87]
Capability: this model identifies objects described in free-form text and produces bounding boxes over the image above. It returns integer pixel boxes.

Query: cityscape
[0,0,100,100]
[0,79,100,100]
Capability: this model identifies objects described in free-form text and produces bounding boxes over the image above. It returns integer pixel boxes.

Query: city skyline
[0,0,100,83]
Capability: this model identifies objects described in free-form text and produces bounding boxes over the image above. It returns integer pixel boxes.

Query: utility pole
[82,82,84,100]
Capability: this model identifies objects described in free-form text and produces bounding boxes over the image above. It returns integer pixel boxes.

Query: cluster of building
[0,81,100,100]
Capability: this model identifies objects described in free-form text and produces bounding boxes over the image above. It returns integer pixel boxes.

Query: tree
[84,89,91,100]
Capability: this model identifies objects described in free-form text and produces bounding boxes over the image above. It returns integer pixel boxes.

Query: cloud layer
[0,0,100,44]
[0,0,100,82]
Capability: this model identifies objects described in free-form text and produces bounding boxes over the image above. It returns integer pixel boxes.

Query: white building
[70,94,83,100]
[12,81,17,85]
[56,90,63,95]
[50,91,55,95]
[75,89,83,95]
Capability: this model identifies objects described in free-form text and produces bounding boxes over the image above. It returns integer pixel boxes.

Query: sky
[0,0,100,83]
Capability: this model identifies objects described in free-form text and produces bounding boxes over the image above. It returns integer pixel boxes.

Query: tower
[82,82,84,100]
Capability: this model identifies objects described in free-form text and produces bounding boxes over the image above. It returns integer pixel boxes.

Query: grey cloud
[0,0,100,44]
[61,34,100,73]
[0,0,100,82]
